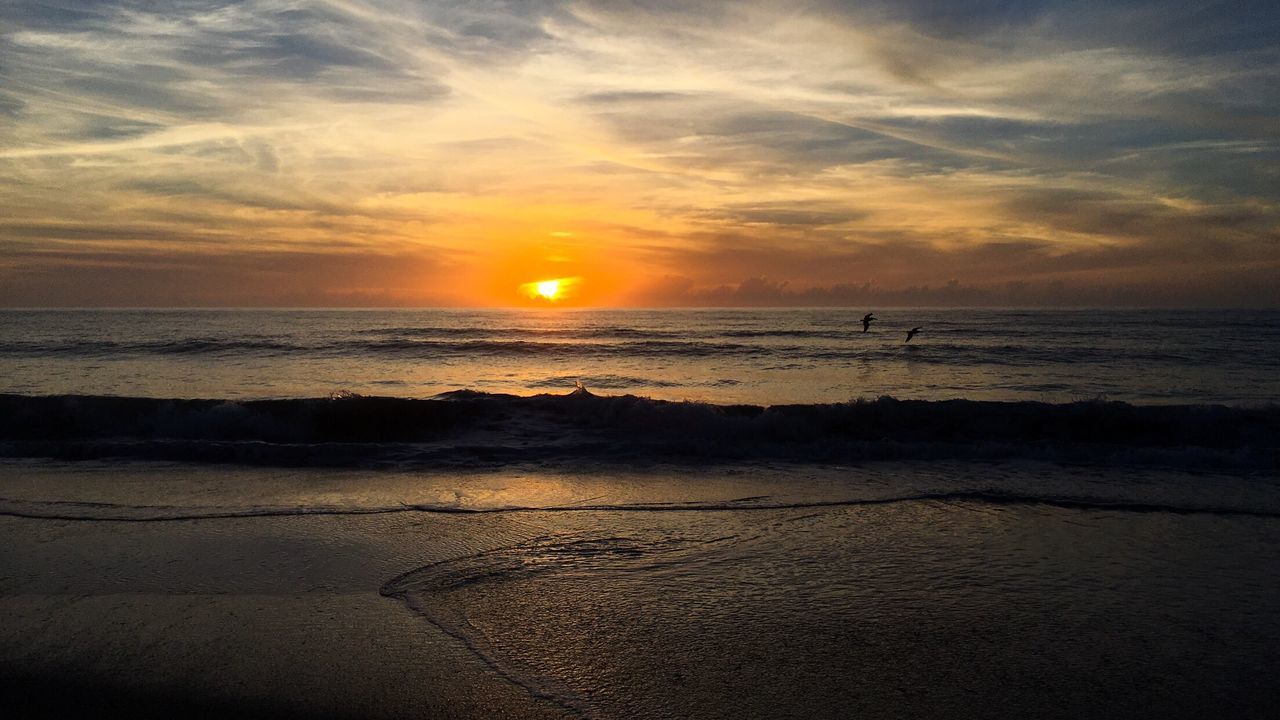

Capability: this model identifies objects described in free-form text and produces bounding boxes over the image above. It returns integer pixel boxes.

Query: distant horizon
[5,303,1279,312]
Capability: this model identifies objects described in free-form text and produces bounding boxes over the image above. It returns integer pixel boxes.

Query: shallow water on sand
[385,503,1280,719]
[3,461,1279,719]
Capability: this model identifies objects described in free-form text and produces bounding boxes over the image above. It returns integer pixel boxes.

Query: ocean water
[2,308,1278,404]
[3,308,1279,718]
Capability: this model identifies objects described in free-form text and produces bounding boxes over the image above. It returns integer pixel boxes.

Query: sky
[1,0,1277,307]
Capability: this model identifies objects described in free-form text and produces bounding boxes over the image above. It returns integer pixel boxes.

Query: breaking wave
[0,335,1241,366]
[4,490,1278,524]
[0,390,1276,471]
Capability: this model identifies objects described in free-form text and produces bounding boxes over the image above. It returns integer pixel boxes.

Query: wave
[0,338,297,356]
[4,490,1278,524]
[355,325,688,340]
[357,339,763,357]
[0,336,1235,366]
[0,390,1276,471]
[0,337,766,359]
[526,374,685,389]
[721,329,842,338]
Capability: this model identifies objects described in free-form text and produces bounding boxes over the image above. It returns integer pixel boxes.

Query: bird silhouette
[861,312,876,333]
[906,327,922,342]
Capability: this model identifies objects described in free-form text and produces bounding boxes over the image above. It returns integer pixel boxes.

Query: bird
[860,312,876,333]
[906,327,922,342]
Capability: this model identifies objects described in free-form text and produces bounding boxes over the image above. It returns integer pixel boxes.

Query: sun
[519,276,581,303]
[535,279,561,300]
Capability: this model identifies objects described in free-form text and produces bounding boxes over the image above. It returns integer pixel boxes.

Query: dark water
[1,392,1276,472]
[3,308,1278,719]
[2,308,1278,404]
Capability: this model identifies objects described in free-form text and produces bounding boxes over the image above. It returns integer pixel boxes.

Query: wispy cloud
[0,0,1276,306]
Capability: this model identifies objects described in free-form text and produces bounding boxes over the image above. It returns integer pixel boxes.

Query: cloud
[1001,189,1280,258]
[703,201,870,229]
[0,0,1276,307]
[821,1,1280,56]
[0,247,459,307]
[629,270,1280,308]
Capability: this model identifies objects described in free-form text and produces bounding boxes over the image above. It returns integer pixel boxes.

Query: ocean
[2,308,1279,719]
[3,308,1279,404]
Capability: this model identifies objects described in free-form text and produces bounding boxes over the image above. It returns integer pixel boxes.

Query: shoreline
[4,460,1280,719]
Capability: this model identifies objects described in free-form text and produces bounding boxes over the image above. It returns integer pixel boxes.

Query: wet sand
[4,462,1280,719]
[1,510,572,719]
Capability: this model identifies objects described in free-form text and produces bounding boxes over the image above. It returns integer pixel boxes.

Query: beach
[1,512,567,719]
[2,309,1279,718]
[4,458,1280,719]
[5,0,1278,713]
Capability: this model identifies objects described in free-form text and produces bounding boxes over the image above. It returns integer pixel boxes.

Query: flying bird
[906,327,922,342]
[861,313,876,333]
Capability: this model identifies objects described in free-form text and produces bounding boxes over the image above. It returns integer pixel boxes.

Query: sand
[1,509,572,719]
[4,461,1280,719]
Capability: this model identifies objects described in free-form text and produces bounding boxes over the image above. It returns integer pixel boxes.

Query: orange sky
[1,1,1277,307]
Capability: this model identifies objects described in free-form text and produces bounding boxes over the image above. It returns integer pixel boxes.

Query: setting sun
[518,276,582,304]
[535,280,561,300]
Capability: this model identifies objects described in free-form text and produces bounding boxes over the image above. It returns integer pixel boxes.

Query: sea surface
[2,308,1279,718]
[2,308,1278,404]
